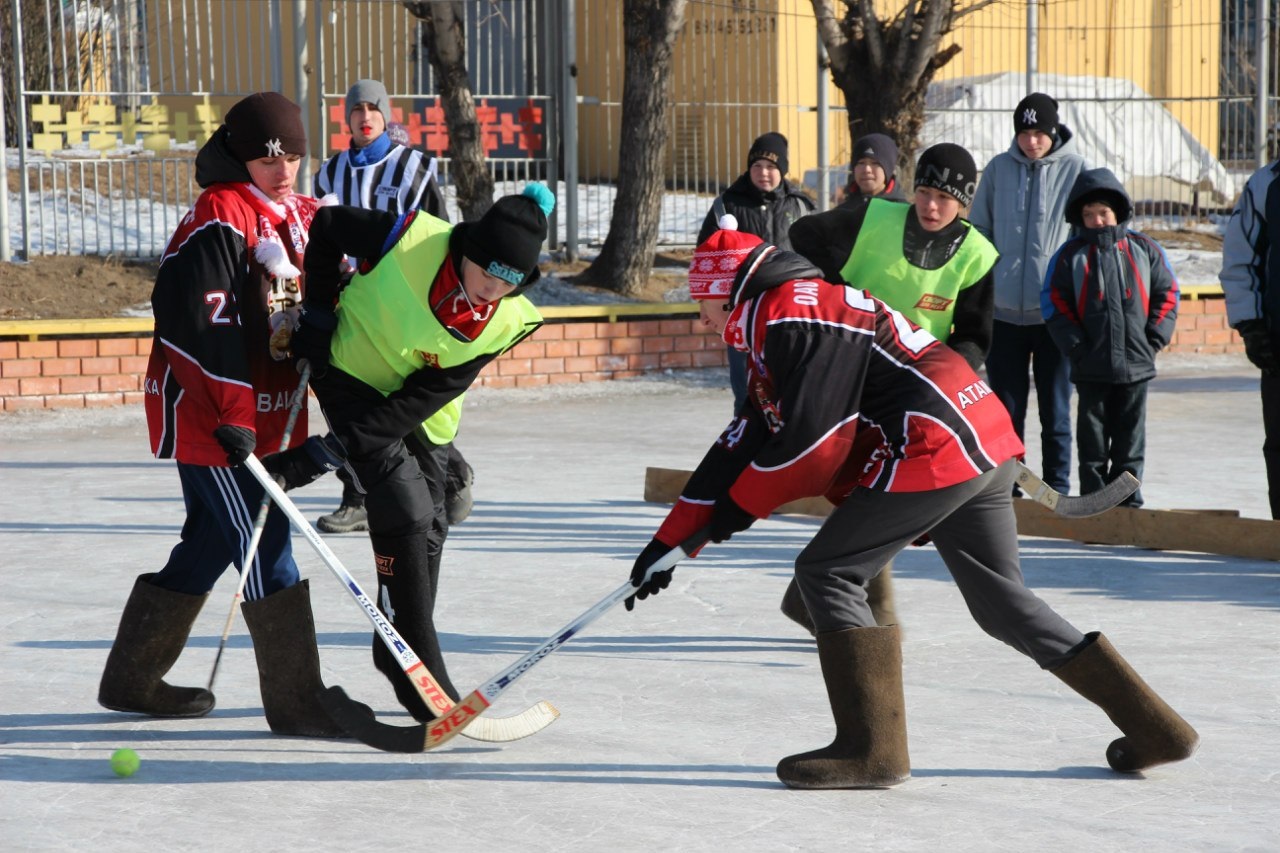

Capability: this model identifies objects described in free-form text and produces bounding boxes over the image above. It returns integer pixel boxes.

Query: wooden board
[643,466,1280,562]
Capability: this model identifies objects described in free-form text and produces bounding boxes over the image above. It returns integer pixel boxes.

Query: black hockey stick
[1015,461,1139,518]
[321,528,709,753]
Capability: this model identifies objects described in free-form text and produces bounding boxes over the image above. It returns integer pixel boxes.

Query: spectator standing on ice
[970,92,1088,495]
[696,132,814,411]
[1043,168,1179,508]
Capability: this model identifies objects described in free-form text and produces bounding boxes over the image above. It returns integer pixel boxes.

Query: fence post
[294,0,312,194]
[561,0,579,261]
[817,35,830,213]
[11,0,30,260]
[1260,6,1272,168]
[1026,0,1038,94]
[0,45,10,262]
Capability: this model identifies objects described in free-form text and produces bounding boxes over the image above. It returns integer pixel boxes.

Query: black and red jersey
[656,251,1024,547]
[145,183,321,466]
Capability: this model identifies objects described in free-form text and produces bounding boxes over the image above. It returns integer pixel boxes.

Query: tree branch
[809,0,849,76]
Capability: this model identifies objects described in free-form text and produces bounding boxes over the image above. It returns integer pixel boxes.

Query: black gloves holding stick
[624,499,755,612]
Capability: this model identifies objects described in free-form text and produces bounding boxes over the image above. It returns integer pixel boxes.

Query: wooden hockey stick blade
[1015,462,1140,518]
[243,455,558,743]
[322,529,707,753]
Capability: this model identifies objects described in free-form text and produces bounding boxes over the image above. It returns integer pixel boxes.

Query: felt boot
[776,626,911,789]
[241,580,366,737]
[780,577,816,636]
[1053,632,1199,772]
[98,574,215,717]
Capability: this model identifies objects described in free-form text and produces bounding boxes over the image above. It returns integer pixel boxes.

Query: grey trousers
[794,458,1086,670]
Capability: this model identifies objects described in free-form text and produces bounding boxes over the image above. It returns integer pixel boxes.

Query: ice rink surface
[1,355,1276,852]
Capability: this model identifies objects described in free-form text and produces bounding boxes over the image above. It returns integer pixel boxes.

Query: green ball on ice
[110,748,140,778]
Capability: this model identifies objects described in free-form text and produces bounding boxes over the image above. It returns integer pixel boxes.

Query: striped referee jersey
[313,143,448,220]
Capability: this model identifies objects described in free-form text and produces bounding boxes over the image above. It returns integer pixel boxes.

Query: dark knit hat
[1014,92,1060,135]
[346,78,391,122]
[224,92,307,162]
[915,143,978,207]
[461,184,556,287]
[852,133,898,178]
[747,132,789,176]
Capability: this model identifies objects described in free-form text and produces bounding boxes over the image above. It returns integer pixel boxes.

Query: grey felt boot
[98,574,215,718]
[776,626,911,789]
[1053,632,1199,773]
[241,580,366,737]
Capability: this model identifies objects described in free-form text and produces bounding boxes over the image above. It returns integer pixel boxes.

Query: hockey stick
[208,364,311,691]
[241,454,559,743]
[320,528,709,753]
[1015,461,1139,518]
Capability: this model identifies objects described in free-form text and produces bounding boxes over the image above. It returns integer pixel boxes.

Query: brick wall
[0,298,1246,411]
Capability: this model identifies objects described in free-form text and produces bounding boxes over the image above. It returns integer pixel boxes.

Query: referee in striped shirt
[311,79,474,534]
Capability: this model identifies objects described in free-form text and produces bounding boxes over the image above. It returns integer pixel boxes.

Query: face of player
[1016,129,1054,161]
[461,257,519,307]
[853,158,887,195]
[698,297,732,335]
[349,103,387,148]
[913,186,963,232]
[1081,201,1119,229]
[245,154,302,202]
[749,160,782,193]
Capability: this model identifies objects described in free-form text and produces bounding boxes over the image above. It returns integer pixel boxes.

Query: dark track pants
[793,459,1086,670]
[1075,379,1147,507]
[153,461,299,600]
[986,320,1073,492]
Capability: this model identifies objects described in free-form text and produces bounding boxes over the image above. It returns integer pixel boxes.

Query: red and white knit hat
[688,215,765,300]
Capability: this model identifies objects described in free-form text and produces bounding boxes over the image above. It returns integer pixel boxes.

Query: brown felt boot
[866,561,899,629]
[98,574,215,718]
[241,580,368,737]
[780,578,816,636]
[1052,632,1199,773]
[776,626,911,789]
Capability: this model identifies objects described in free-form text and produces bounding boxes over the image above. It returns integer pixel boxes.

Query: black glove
[624,538,675,612]
[1237,319,1278,375]
[213,424,256,467]
[261,434,346,491]
[708,496,756,543]
[291,301,338,375]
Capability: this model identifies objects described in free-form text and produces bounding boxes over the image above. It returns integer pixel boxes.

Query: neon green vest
[838,199,998,342]
[331,214,543,443]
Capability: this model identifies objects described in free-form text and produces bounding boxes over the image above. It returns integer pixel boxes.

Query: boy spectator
[697,132,815,410]
[1043,169,1178,508]
[837,132,905,210]
[970,92,1088,494]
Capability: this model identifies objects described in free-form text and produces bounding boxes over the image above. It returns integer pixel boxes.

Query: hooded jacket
[969,125,1088,325]
[652,249,1024,547]
[696,173,815,249]
[1220,159,1280,348]
[145,128,320,466]
[1042,168,1179,385]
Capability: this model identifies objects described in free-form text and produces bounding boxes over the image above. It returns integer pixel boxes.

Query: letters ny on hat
[224,92,307,162]
[1014,92,1060,135]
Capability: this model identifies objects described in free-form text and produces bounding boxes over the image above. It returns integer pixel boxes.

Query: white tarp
[922,71,1237,202]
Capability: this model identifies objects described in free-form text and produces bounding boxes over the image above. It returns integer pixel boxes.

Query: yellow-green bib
[838,199,998,342]
[331,214,542,443]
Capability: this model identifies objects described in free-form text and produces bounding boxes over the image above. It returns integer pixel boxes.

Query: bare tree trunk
[577,0,688,297]
[809,0,994,180]
[405,1,495,220]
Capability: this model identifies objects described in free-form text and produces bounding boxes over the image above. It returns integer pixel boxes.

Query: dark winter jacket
[651,248,1023,548]
[1042,169,1179,385]
[1221,159,1280,350]
[696,173,814,249]
[787,198,996,370]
